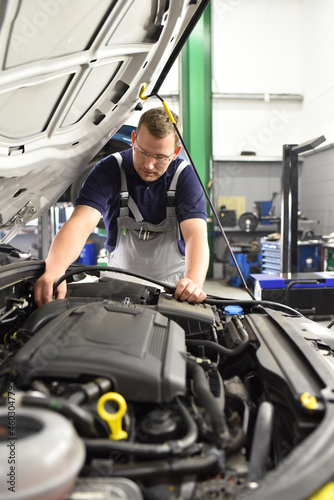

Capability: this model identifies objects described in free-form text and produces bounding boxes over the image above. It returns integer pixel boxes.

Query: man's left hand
[174,277,207,303]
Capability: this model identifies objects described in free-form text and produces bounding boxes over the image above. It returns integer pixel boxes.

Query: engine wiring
[0,298,29,324]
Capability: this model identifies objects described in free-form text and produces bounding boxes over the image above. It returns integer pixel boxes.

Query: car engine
[0,263,334,500]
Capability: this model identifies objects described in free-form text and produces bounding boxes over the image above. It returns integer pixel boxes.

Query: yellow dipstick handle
[97,392,128,440]
[300,391,318,410]
[139,84,149,100]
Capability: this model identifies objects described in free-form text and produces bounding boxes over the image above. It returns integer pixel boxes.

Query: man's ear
[173,144,182,159]
[131,130,137,147]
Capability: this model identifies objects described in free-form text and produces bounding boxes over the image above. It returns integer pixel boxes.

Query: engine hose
[67,378,112,406]
[84,398,197,459]
[187,315,250,358]
[225,426,246,456]
[247,401,275,484]
[21,394,96,437]
[108,450,222,480]
[204,297,304,317]
[186,359,229,447]
[186,335,250,357]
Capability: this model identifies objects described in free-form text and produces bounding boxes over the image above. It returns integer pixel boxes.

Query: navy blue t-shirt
[75,148,207,254]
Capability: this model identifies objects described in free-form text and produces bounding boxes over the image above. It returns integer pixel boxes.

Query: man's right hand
[33,205,102,307]
[34,272,67,307]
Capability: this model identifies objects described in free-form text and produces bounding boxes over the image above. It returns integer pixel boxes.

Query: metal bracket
[1,202,37,244]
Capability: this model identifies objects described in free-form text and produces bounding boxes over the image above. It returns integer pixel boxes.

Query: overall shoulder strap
[167,160,189,207]
[166,160,189,230]
[113,153,144,222]
[113,153,127,199]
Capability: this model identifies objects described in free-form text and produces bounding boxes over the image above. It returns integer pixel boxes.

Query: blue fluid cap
[224,305,244,316]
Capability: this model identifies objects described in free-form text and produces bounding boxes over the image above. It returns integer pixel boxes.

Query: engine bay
[1,263,334,500]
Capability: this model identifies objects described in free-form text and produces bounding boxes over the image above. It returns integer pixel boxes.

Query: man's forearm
[181,218,209,287]
[174,221,209,303]
[45,205,101,274]
[184,237,209,288]
[45,219,91,276]
[34,205,102,306]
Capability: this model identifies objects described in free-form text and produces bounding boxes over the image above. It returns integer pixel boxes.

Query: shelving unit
[261,237,322,274]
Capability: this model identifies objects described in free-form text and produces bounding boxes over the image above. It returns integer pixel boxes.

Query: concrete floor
[203,279,251,300]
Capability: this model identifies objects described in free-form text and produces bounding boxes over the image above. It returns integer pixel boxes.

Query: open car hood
[0,0,209,241]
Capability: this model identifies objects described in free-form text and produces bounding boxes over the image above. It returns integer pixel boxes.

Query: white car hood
[0,0,209,241]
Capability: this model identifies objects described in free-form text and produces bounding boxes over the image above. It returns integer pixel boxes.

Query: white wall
[211,0,334,238]
[297,1,334,236]
[300,0,334,145]
[211,0,334,157]
[211,0,303,158]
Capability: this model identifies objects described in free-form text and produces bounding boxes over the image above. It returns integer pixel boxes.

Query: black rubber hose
[109,450,222,480]
[67,378,112,406]
[225,426,246,456]
[186,358,229,446]
[186,338,250,357]
[186,317,250,357]
[53,265,176,295]
[247,401,275,483]
[21,394,96,437]
[204,297,304,317]
[84,397,197,459]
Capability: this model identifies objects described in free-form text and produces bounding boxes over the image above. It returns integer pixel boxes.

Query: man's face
[131,125,181,182]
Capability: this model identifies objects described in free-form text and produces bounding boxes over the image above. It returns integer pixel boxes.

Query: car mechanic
[34,107,209,306]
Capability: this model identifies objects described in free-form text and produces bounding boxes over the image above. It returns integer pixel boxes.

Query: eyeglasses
[133,143,175,165]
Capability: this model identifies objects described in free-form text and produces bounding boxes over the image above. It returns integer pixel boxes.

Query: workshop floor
[203,279,250,299]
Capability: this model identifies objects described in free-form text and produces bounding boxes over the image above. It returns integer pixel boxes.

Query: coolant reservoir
[0,406,85,500]
[224,305,244,322]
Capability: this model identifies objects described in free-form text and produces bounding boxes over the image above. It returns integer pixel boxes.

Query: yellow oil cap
[309,482,334,500]
[97,392,128,441]
[300,392,318,410]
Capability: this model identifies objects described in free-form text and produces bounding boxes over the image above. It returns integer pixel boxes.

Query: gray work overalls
[107,153,188,283]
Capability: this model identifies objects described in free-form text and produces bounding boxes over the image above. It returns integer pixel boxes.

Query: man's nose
[144,156,156,169]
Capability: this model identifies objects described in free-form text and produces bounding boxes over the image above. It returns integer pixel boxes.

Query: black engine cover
[12,301,186,402]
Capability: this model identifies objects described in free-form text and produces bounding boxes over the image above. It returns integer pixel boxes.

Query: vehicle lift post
[281,135,325,275]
